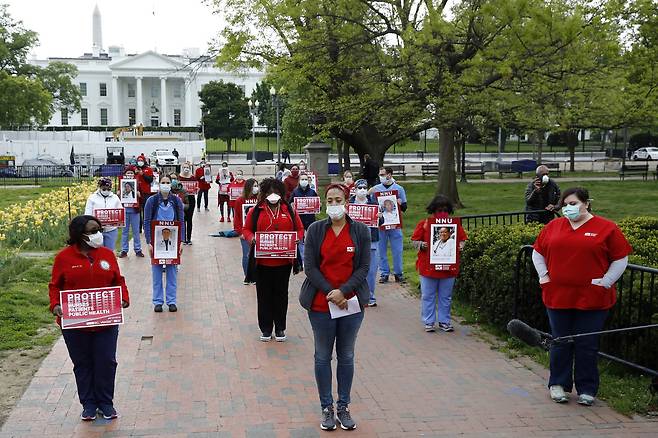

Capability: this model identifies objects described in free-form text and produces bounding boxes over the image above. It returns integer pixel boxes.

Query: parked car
[0,167,19,178]
[21,157,74,177]
[149,149,179,166]
[631,147,658,161]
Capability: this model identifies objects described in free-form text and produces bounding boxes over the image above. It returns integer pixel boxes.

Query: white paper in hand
[328,296,362,319]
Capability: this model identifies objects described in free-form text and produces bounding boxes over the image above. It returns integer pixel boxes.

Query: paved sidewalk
[2,192,657,437]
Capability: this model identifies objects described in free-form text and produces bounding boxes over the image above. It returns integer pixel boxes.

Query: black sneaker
[168,304,178,312]
[438,322,454,332]
[243,277,249,285]
[117,251,127,258]
[274,330,287,342]
[378,275,389,284]
[80,405,97,421]
[336,406,356,430]
[394,274,406,283]
[154,304,163,312]
[320,406,336,431]
[98,404,117,420]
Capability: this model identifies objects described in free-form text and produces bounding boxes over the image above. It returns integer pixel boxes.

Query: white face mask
[299,179,309,188]
[344,177,353,184]
[542,175,549,184]
[137,161,144,167]
[85,231,103,248]
[160,183,171,194]
[100,189,112,197]
[356,188,368,198]
[266,193,281,204]
[380,176,389,185]
[182,167,190,174]
[236,174,244,181]
[252,185,260,195]
[326,204,346,221]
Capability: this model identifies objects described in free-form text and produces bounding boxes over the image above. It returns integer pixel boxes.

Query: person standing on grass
[144,175,185,313]
[118,170,143,258]
[49,215,130,421]
[300,183,371,431]
[289,172,318,261]
[369,166,408,284]
[525,165,560,224]
[410,195,468,333]
[216,161,234,222]
[349,179,381,307]
[84,178,123,250]
[195,161,211,211]
[532,187,631,406]
[242,178,304,342]
[178,164,196,244]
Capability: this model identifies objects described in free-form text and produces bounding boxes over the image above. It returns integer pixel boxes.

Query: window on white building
[79,83,87,97]
[60,109,68,125]
[81,108,88,126]
[100,83,107,97]
[128,84,135,98]
[173,109,181,126]
[128,108,136,126]
[151,84,158,98]
[173,84,181,98]
[100,108,108,125]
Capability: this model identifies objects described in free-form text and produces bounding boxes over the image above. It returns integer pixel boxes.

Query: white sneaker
[577,394,594,406]
[549,385,569,403]
[259,333,271,342]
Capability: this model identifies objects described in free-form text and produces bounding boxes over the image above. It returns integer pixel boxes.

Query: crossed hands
[327,289,348,310]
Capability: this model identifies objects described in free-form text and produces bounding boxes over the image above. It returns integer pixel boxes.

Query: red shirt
[284,175,299,199]
[48,245,130,329]
[410,214,468,279]
[227,179,246,207]
[195,167,211,190]
[242,202,305,267]
[135,165,154,196]
[533,216,632,310]
[312,223,356,312]
[233,195,257,234]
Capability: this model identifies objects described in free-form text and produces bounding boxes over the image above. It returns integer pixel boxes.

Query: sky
[5,0,225,59]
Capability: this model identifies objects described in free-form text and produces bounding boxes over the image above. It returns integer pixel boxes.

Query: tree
[37,62,82,114]
[199,80,250,151]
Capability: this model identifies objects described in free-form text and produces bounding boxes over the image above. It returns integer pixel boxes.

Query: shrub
[546,130,579,148]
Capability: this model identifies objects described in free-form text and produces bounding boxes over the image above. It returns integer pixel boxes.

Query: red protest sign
[255,231,297,258]
[219,184,229,195]
[94,208,126,227]
[181,180,198,194]
[346,204,379,227]
[151,220,182,265]
[60,286,124,329]
[229,186,243,200]
[293,196,321,215]
[374,190,401,230]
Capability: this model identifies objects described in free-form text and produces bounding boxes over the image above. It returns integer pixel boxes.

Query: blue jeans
[378,228,403,277]
[103,229,118,251]
[240,238,250,277]
[121,212,142,253]
[546,308,609,396]
[367,246,378,303]
[152,264,178,305]
[419,276,456,325]
[308,310,364,409]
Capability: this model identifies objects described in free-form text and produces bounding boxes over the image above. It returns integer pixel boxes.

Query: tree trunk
[536,131,544,164]
[226,138,232,153]
[337,139,344,171]
[437,127,463,208]
[569,144,576,172]
[343,142,351,170]
[455,138,462,177]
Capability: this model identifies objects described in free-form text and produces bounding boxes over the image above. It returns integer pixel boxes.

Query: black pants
[256,264,292,334]
[185,195,195,241]
[196,189,209,209]
[62,325,119,409]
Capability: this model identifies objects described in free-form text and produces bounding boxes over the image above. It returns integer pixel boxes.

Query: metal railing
[514,245,658,380]
[459,210,553,231]
[0,165,126,187]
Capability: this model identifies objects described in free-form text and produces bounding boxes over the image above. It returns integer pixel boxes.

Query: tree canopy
[199,80,251,151]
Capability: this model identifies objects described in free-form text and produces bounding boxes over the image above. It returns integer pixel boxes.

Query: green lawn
[0,187,56,210]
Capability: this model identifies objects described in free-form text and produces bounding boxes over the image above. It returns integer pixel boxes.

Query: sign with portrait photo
[346,204,379,227]
[429,221,458,267]
[293,196,321,215]
[229,186,243,200]
[119,178,138,207]
[255,231,297,258]
[375,190,400,230]
[151,172,160,193]
[151,220,182,265]
[242,200,257,220]
[60,286,124,329]
[94,208,126,227]
[304,172,318,191]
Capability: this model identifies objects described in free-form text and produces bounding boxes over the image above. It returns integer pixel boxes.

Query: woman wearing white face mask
[84,178,123,250]
[178,164,196,244]
[49,215,130,421]
[300,183,371,431]
[242,178,304,342]
[289,173,319,261]
[226,178,259,281]
[532,187,632,406]
[144,175,186,313]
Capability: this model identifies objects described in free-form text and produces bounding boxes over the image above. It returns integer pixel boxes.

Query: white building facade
[30,6,264,129]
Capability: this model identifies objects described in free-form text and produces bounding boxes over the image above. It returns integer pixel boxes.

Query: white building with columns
[30,5,264,128]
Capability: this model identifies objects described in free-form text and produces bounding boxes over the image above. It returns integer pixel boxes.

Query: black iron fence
[460,210,555,230]
[514,245,658,378]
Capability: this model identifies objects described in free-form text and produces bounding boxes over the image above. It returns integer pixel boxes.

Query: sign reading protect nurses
[60,286,124,329]
[255,231,297,258]
[94,208,126,227]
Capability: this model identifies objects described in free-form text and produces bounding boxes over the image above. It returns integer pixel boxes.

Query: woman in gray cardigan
[300,183,371,431]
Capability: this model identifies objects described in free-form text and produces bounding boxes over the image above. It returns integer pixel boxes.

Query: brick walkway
[2,191,657,437]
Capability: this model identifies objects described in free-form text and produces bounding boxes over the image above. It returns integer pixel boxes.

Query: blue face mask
[562,203,582,221]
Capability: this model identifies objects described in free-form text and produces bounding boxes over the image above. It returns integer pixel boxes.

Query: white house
[30,5,264,129]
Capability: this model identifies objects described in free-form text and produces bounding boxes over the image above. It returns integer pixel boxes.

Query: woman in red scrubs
[300,184,371,431]
[49,215,130,421]
[532,187,632,406]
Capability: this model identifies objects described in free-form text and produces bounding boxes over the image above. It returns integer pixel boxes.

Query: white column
[160,77,167,127]
[111,76,120,125]
[184,77,193,126]
[135,76,143,125]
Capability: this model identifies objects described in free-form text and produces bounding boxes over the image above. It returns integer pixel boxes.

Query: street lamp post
[270,86,281,165]
[248,99,260,171]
